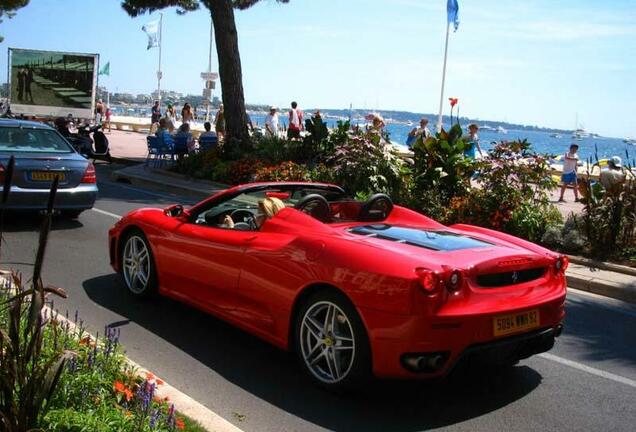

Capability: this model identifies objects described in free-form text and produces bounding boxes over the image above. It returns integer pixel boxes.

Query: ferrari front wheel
[296,291,371,390]
[121,230,157,298]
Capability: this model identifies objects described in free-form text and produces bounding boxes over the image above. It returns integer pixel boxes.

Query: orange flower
[123,388,133,401]
[79,336,91,346]
[113,380,134,402]
[113,380,126,393]
[145,372,155,381]
[156,379,164,386]
[176,418,185,430]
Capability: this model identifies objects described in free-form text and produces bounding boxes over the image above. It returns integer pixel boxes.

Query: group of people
[15,67,34,103]
[407,117,483,159]
[264,101,305,139]
[151,100,226,139]
[558,144,627,202]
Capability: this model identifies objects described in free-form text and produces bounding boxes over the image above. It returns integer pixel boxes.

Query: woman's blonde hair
[259,197,285,218]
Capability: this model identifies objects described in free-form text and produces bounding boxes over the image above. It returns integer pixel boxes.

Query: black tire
[119,229,158,298]
[294,290,371,391]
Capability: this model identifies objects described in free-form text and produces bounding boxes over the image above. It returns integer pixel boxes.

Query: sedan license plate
[493,309,539,337]
[30,171,66,181]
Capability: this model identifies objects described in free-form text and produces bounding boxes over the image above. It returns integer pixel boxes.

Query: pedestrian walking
[181,102,195,124]
[151,100,161,124]
[105,106,112,133]
[164,104,177,132]
[287,101,304,139]
[558,144,580,202]
[406,117,432,148]
[214,104,226,141]
[265,106,279,137]
[463,123,484,159]
[95,99,104,124]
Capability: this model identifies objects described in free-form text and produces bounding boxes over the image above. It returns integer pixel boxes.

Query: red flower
[449,97,459,107]
[176,418,186,430]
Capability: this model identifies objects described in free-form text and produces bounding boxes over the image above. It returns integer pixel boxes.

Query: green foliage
[445,140,561,242]
[326,122,409,199]
[0,0,29,43]
[578,173,636,259]
[411,124,474,204]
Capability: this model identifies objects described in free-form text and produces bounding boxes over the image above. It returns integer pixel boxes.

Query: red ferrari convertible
[108,182,567,389]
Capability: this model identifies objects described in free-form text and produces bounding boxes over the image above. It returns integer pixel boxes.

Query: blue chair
[198,134,218,152]
[146,136,166,167]
[172,134,189,159]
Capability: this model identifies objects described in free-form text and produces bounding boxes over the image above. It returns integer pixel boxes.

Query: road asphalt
[1,163,634,432]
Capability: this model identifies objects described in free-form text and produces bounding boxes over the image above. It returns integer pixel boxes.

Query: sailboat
[572,113,590,140]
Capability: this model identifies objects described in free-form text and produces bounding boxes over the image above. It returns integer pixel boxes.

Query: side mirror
[164,204,184,218]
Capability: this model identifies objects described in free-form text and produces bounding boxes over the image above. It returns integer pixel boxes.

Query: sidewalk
[567,260,636,303]
[106,129,149,164]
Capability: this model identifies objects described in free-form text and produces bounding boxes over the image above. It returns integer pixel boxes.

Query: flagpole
[206,16,213,122]
[157,13,163,107]
[436,22,451,132]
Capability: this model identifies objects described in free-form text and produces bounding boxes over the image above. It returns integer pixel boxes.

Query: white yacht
[496,126,508,134]
[550,133,562,139]
[572,128,590,140]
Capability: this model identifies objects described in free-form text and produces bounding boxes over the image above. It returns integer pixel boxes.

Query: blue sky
[1,0,635,137]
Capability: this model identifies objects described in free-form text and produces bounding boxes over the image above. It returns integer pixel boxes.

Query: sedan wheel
[297,292,370,389]
[122,233,156,297]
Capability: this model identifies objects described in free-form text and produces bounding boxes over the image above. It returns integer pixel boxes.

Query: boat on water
[572,128,590,140]
[550,133,562,139]
[480,125,496,131]
[496,126,508,134]
[406,120,414,127]
[624,138,636,145]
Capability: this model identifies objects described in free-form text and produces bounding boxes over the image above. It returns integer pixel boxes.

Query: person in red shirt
[287,101,303,139]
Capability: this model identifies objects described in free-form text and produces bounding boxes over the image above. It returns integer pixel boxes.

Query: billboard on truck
[7,48,99,118]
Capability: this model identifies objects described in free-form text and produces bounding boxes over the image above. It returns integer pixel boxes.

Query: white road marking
[90,207,122,220]
[539,352,636,389]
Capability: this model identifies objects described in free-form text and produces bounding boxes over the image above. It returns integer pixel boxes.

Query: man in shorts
[558,144,580,202]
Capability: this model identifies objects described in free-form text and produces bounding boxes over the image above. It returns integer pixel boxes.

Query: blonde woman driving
[223,197,285,229]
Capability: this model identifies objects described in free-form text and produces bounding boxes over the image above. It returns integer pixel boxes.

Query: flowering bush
[445,140,562,242]
[326,123,409,199]
[254,161,312,182]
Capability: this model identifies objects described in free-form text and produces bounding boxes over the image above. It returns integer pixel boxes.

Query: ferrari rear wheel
[296,291,371,390]
[121,230,157,298]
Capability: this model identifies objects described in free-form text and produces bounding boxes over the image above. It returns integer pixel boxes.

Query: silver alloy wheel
[122,235,151,294]
[300,301,356,384]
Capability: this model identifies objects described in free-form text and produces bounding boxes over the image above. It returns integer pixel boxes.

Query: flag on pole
[142,19,160,50]
[447,0,460,32]
[98,61,110,76]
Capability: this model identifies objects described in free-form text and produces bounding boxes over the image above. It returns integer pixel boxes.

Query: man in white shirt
[558,144,580,202]
[287,101,304,139]
[406,117,432,148]
[265,106,279,137]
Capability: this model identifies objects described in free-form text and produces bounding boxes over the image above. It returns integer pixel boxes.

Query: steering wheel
[230,209,256,225]
[294,194,331,223]
[359,193,393,221]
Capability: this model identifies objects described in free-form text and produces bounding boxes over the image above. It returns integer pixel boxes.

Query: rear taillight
[0,164,4,184]
[415,268,443,293]
[81,162,97,184]
[416,268,465,294]
[554,255,569,275]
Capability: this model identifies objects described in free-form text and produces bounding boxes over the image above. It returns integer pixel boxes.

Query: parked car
[0,118,97,217]
[108,182,567,390]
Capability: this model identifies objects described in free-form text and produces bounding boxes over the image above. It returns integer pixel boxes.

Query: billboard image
[8,48,99,118]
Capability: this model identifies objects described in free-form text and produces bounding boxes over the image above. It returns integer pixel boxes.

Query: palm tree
[121,0,289,146]
[0,0,30,43]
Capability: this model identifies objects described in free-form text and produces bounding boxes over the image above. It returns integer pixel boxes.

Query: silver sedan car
[0,118,98,217]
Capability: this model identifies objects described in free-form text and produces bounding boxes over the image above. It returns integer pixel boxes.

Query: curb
[110,165,226,201]
[566,273,636,303]
[568,255,636,277]
[0,273,242,432]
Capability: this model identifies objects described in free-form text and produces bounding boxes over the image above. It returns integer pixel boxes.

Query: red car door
[159,222,255,313]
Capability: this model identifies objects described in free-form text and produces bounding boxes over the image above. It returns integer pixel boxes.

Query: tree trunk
[209,0,249,146]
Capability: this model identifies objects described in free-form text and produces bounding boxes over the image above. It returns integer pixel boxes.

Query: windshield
[0,127,73,153]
